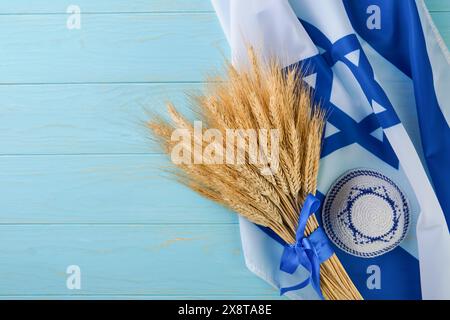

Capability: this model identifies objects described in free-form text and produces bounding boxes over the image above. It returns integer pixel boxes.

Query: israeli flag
[212,0,450,299]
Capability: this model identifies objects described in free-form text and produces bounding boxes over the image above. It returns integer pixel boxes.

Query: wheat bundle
[147,52,362,300]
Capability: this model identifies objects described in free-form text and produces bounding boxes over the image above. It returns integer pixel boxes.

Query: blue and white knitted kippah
[322,169,410,258]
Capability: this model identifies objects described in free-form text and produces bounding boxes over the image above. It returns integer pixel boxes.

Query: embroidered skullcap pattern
[322,169,410,258]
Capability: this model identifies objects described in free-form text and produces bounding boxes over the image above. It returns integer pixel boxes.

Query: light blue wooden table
[0,1,448,299]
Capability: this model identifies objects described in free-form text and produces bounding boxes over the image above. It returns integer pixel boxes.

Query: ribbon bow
[279,194,334,299]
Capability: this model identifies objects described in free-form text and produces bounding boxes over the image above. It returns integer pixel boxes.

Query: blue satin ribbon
[279,194,334,299]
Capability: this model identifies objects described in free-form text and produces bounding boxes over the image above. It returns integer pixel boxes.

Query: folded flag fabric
[212,0,450,299]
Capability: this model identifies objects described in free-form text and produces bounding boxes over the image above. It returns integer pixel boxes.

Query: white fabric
[212,0,450,299]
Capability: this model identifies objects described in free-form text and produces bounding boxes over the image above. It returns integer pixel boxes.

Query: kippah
[322,169,410,258]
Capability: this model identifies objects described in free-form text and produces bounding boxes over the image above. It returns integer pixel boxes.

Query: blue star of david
[337,185,401,244]
[289,19,401,168]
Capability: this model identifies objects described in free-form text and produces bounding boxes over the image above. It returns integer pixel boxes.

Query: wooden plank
[0,1,445,14]
[430,12,450,46]
[0,1,213,14]
[0,154,236,224]
[425,0,450,12]
[431,12,450,28]
[0,1,444,14]
[0,83,201,155]
[0,295,280,300]
[0,224,281,297]
[5,81,449,156]
[0,13,227,84]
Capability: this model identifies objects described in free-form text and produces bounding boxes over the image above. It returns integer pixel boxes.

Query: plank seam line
[0,11,216,16]
[0,153,165,157]
[0,296,279,298]
[0,223,238,226]
[0,81,216,86]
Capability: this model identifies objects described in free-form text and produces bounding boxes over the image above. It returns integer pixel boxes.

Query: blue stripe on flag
[313,192,422,300]
[343,0,450,229]
[257,192,421,299]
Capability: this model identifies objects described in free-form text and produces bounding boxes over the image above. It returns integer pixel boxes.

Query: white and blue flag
[212,0,450,299]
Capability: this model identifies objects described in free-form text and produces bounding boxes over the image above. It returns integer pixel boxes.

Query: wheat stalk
[147,49,362,300]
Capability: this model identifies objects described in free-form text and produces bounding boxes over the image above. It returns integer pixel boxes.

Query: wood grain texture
[0,1,448,299]
[0,224,280,298]
[0,154,235,224]
[0,81,441,156]
[0,1,444,14]
[430,12,450,43]
[425,0,450,12]
[0,1,213,14]
[0,13,227,84]
[0,295,279,300]
[0,1,443,14]
[0,83,200,155]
